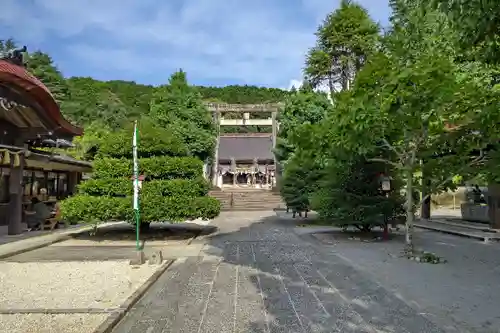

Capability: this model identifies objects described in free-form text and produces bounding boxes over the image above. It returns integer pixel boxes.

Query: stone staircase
[209,188,285,211]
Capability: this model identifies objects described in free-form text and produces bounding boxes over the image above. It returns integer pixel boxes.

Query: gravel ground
[0,261,160,309]
[313,229,500,332]
[0,313,108,333]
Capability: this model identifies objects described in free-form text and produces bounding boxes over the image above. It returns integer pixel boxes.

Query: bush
[92,156,203,180]
[140,194,220,222]
[78,177,209,197]
[98,121,189,158]
[59,195,132,224]
[280,150,322,213]
[59,194,220,223]
[311,155,405,231]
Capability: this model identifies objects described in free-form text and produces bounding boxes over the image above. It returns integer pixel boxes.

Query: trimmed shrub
[59,195,132,224]
[60,194,220,223]
[92,156,203,180]
[98,122,189,159]
[78,177,210,197]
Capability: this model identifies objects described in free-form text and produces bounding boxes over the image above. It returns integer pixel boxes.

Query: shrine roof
[218,135,274,161]
[0,60,82,136]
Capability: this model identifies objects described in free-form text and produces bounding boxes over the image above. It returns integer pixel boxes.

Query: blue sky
[0,0,390,88]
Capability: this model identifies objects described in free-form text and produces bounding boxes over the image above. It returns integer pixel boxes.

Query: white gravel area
[0,313,108,333]
[0,261,160,309]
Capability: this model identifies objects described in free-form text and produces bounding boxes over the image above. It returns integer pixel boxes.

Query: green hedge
[78,177,209,197]
[98,123,189,158]
[93,156,203,180]
[60,194,220,223]
[59,195,133,223]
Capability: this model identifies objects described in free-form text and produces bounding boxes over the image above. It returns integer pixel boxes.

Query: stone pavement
[112,212,448,333]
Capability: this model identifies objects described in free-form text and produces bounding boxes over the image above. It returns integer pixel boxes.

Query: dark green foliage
[277,90,331,213]
[304,0,380,94]
[63,153,218,223]
[196,85,290,104]
[60,195,220,223]
[311,156,405,230]
[92,156,203,180]
[280,151,322,213]
[78,178,209,197]
[150,70,216,161]
[59,195,133,224]
[98,120,189,158]
[140,195,220,222]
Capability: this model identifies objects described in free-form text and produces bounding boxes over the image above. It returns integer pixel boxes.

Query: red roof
[0,60,82,136]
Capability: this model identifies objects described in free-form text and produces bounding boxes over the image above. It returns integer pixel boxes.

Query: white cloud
[0,0,389,87]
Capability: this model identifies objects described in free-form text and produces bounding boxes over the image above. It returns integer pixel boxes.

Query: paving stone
[111,212,453,333]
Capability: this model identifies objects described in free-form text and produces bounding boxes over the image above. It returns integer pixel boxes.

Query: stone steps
[210,190,284,211]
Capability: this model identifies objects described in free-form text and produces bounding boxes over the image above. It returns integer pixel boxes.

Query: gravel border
[0,223,125,260]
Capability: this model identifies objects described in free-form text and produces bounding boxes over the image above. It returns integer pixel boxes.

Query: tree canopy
[304,0,380,94]
[278,0,500,253]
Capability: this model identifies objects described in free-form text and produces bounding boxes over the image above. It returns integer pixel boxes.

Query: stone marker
[129,250,146,265]
[149,250,163,265]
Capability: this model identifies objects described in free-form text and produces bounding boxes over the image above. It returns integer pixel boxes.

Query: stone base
[148,250,163,265]
[129,250,146,265]
[461,203,489,223]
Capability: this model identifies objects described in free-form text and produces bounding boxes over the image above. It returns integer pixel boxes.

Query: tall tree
[149,70,216,161]
[304,0,379,94]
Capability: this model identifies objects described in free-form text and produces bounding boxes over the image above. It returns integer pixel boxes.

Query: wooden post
[271,111,279,191]
[67,171,78,195]
[231,157,237,186]
[8,151,25,235]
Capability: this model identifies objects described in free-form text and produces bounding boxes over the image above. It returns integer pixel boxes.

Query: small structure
[215,133,275,188]
[0,52,90,234]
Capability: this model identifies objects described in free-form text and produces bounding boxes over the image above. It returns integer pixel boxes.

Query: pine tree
[304,0,380,94]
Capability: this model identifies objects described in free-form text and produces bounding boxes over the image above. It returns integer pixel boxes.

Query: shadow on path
[113,212,452,333]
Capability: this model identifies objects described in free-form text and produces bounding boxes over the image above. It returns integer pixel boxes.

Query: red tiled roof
[0,60,82,136]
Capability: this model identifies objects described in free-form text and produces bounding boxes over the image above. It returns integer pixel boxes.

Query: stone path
[112,212,447,333]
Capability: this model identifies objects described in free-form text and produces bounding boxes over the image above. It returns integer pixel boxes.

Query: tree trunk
[405,169,414,252]
[420,160,431,219]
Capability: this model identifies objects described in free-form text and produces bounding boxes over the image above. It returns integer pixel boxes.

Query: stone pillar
[271,111,280,191]
[231,157,236,186]
[211,108,220,187]
[8,152,25,235]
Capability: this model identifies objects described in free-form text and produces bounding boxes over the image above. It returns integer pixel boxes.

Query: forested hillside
[1,38,289,134]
